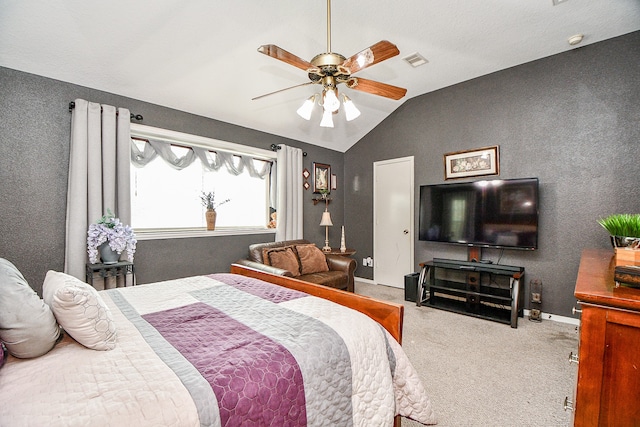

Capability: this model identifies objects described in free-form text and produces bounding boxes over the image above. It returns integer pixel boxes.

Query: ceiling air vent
[403,52,428,68]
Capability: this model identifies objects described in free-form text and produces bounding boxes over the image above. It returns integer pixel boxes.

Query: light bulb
[342,94,361,121]
[323,89,340,113]
[320,108,334,128]
[296,95,316,120]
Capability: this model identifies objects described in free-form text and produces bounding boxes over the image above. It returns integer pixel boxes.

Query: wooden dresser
[573,248,640,426]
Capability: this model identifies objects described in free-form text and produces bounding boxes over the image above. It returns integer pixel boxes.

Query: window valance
[130,138,271,179]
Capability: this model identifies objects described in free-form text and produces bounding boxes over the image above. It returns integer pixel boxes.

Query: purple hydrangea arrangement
[87,209,137,264]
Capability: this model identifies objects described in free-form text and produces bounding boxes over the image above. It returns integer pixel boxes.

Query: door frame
[373,156,415,287]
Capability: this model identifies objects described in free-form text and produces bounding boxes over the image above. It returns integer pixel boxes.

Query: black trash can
[404,272,419,302]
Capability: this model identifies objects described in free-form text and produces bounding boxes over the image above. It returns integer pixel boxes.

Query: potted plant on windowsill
[200,191,230,231]
[87,209,137,264]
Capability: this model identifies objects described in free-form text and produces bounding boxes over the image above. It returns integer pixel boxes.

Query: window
[129,124,276,238]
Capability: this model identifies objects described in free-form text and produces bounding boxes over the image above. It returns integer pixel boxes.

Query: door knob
[572,306,582,315]
[403,229,409,234]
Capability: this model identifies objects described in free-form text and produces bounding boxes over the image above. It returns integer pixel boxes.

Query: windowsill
[134,227,276,241]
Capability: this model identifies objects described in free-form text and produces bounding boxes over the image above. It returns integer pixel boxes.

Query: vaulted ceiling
[1,0,638,152]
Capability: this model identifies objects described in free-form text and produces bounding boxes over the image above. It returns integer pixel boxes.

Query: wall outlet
[529,308,542,322]
[362,258,367,266]
[366,257,373,267]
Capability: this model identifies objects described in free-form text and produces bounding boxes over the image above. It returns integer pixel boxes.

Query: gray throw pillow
[0,258,61,358]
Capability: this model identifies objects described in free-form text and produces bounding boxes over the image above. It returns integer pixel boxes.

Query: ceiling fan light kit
[297,91,360,123]
[256,0,406,127]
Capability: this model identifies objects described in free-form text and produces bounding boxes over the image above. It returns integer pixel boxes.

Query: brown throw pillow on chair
[295,244,329,275]
[263,246,301,276]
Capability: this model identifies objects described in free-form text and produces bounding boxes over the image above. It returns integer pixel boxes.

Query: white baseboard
[354,276,376,285]
[524,309,580,326]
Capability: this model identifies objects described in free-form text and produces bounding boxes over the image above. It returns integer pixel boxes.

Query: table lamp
[320,209,333,252]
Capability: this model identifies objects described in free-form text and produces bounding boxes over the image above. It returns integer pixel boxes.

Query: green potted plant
[200,191,230,231]
[597,213,640,248]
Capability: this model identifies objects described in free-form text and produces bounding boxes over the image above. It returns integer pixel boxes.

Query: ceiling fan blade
[257,44,314,72]
[346,77,407,100]
[252,81,316,101]
[342,40,400,74]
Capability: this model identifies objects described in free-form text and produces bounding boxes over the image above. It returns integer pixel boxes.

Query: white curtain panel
[275,145,303,241]
[64,99,131,280]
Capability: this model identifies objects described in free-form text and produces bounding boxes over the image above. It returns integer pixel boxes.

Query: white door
[373,157,414,288]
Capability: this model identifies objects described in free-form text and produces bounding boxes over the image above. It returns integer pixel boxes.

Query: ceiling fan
[253,0,407,127]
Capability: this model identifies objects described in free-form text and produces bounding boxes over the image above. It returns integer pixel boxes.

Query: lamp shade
[342,94,361,121]
[319,109,334,128]
[320,211,333,226]
[323,88,340,113]
[296,95,316,120]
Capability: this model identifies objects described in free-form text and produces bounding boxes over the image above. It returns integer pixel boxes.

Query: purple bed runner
[114,273,354,427]
[207,273,307,303]
[143,302,307,426]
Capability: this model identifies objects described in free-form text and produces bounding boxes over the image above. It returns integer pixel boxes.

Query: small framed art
[444,146,499,180]
[313,162,331,194]
[302,168,310,190]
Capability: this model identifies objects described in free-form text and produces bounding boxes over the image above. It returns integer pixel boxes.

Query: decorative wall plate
[304,181,310,190]
[302,168,310,179]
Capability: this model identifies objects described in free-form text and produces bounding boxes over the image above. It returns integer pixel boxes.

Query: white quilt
[0,274,436,426]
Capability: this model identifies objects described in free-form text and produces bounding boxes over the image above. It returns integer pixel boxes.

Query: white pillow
[43,271,117,351]
[0,258,61,358]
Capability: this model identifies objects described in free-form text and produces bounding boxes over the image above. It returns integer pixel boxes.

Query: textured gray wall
[0,67,343,294]
[344,31,640,317]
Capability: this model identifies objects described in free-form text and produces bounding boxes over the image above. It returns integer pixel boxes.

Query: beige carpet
[355,281,579,427]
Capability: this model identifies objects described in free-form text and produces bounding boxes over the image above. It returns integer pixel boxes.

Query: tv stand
[416,258,525,328]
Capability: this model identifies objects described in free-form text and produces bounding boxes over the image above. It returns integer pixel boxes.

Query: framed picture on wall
[444,146,499,180]
[313,162,331,194]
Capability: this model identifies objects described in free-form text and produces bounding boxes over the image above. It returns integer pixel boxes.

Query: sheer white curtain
[275,145,303,241]
[64,99,131,279]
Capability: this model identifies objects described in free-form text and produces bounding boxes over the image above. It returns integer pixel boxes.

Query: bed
[0,261,436,426]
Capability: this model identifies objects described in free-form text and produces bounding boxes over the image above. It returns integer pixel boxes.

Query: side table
[324,248,356,256]
[86,261,136,289]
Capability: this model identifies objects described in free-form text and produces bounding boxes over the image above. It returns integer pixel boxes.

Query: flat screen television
[419,178,539,250]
